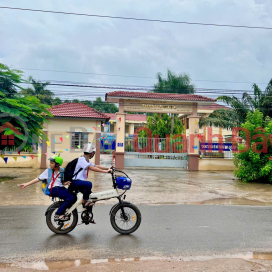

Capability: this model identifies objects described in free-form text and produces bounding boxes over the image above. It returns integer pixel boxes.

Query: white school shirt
[72,156,95,181]
[38,169,64,188]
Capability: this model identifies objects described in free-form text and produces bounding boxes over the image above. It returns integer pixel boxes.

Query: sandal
[54,214,70,221]
[88,217,96,224]
[82,201,95,209]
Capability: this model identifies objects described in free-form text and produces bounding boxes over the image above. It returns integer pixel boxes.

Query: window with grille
[71,132,89,149]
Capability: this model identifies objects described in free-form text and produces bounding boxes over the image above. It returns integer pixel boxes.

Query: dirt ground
[1,258,272,272]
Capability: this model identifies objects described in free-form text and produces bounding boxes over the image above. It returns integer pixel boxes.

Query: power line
[17,67,155,79]
[16,67,269,85]
[1,6,272,30]
[27,79,154,88]
[18,81,258,92]
[19,95,271,112]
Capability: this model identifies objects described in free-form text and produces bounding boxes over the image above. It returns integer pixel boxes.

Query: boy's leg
[52,187,76,215]
[70,180,96,223]
[71,180,92,201]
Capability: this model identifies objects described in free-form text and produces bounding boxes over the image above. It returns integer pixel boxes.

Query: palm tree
[20,76,55,105]
[152,69,195,133]
[199,79,272,129]
[153,69,195,94]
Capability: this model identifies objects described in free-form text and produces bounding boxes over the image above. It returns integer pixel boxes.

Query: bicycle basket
[116,176,132,190]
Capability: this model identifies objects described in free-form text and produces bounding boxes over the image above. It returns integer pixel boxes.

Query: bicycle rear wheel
[46,201,78,234]
[110,203,141,235]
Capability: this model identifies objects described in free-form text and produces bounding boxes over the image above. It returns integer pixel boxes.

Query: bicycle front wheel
[110,203,141,235]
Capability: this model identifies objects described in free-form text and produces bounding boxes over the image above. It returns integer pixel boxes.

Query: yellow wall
[0,154,40,168]
[186,127,231,139]
[199,158,236,170]
[45,118,99,167]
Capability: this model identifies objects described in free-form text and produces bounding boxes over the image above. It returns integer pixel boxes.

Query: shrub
[234,110,272,183]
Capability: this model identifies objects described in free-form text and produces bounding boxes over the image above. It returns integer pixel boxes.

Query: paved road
[1,204,272,260]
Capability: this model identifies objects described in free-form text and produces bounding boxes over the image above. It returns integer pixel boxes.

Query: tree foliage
[70,97,118,113]
[139,113,184,138]
[199,108,239,129]
[20,76,55,105]
[233,110,272,183]
[53,97,62,106]
[153,69,195,94]
[0,63,23,97]
[0,64,52,151]
[200,79,272,129]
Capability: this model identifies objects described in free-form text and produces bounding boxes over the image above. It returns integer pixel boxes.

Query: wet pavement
[1,164,272,206]
[2,160,272,271]
[1,205,272,262]
[3,253,272,271]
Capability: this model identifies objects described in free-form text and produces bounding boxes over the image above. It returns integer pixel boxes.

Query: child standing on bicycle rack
[19,155,76,221]
[68,143,112,223]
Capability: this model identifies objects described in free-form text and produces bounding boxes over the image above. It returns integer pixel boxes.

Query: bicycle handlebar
[109,166,131,191]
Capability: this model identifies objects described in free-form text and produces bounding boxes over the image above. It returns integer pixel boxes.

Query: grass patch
[0,176,15,182]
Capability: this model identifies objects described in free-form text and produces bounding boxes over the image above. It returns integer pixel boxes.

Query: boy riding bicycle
[20,155,76,221]
[68,143,112,223]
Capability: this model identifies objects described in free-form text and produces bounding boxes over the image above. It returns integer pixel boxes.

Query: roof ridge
[49,102,109,119]
[106,91,216,102]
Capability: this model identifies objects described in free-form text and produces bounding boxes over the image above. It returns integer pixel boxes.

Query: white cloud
[1,0,272,101]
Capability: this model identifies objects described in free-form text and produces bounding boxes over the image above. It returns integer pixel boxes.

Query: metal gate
[124,137,187,168]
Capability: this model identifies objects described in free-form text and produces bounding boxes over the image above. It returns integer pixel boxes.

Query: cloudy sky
[0,0,272,102]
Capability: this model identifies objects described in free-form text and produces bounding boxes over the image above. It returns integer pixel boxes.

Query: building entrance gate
[105,91,215,170]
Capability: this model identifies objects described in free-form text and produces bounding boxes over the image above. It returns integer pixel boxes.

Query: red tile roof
[106,113,147,122]
[106,91,216,102]
[198,103,230,110]
[49,103,109,119]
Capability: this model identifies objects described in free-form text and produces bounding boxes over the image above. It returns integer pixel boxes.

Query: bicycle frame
[65,167,129,216]
[65,189,120,215]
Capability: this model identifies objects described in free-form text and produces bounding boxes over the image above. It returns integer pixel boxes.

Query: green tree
[200,79,272,129]
[53,97,62,106]
[152,69,195,133]
[91,97,118,113]
[0,63,24,98]
[81,100,93,108]
[20,76,55,105]
[153,69,195,94]
[65,97,118,113]
[140,113,184,138]
[199,108,239,129]
[233,110,272,183]
[0,64,52,151]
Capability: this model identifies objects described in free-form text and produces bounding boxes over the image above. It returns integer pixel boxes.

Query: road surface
[1,204,272,261]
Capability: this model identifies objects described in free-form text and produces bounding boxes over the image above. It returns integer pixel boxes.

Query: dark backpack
[64,158,83,182]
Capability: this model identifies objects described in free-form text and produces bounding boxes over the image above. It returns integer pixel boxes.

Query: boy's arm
[89,165,112,173]
[19,178,40,189]
[95,165,111,170]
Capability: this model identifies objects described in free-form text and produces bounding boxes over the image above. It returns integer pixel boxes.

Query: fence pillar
[188,103,200,171]
[115,112,126,168]
[95,121,101,166]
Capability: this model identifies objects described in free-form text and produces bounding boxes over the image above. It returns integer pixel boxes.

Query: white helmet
[83,143,96,153]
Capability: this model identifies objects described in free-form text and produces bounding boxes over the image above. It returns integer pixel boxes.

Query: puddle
[0,176,15,182]
[1,260,91,270]
[253,252,272,260]
[150,202,177,205]
[189,198,272,206]
[2,252,272,270]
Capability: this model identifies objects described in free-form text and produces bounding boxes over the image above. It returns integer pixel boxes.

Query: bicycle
[45,167,141,235]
